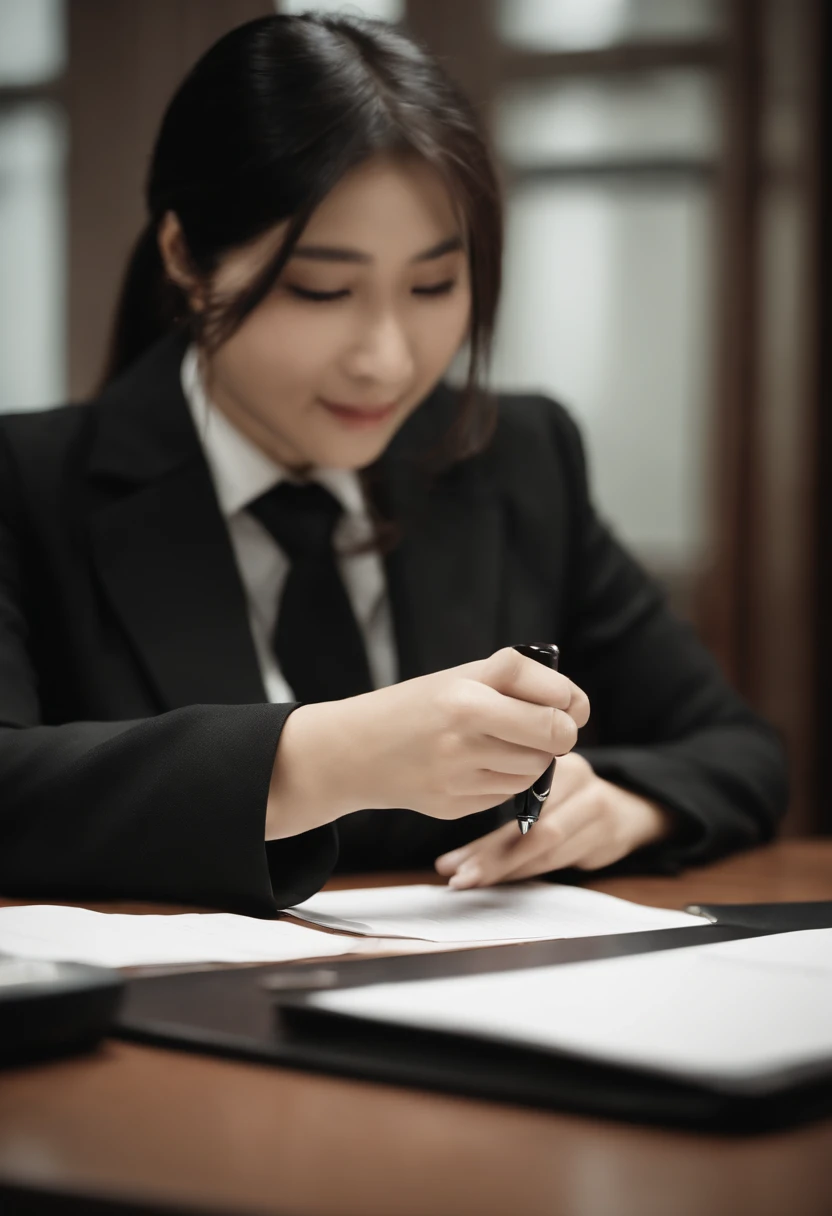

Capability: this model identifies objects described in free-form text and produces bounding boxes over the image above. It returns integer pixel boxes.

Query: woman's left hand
[434,753,674,888]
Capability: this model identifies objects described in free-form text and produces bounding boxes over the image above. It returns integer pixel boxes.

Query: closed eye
[413,279,457,296]
[286,279,458,303]
[287,286,350,302]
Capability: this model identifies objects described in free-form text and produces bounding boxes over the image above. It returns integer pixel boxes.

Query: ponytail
[99,221,186,390]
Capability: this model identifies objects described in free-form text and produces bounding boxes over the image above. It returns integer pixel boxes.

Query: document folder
[684,900,832,933]
[118,911,832,1133]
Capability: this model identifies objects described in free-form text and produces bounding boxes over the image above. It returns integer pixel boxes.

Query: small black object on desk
[0,957,123,1066]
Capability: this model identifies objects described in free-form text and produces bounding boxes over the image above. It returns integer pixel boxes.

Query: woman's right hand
[266,646,590,839]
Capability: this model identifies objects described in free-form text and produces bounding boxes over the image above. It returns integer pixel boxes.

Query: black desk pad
[118,920,832,1133]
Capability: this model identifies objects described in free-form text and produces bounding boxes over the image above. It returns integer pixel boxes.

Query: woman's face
[181,155,472,471]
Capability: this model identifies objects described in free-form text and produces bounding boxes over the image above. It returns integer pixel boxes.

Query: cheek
[216,298,344,400]
[414,293,472,372]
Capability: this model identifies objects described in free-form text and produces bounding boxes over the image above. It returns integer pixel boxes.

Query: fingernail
[448,863,481,890]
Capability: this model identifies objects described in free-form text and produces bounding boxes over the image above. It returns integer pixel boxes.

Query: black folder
[685,900,832,933]
[118,906,832,1134]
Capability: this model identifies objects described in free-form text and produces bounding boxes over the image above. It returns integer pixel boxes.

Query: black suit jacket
[0,333,787,914]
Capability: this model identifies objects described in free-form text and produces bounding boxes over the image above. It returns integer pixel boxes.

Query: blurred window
[0,0,66,412]
[497,0,724,52]
[487,5,721,583]
[490,179,714,571]
[0,105,66,412]
[497,71,717,166]
[0,0,65,84]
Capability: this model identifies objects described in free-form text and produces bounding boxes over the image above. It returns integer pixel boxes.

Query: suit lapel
[89,465,267,708]
[87,333,266,709]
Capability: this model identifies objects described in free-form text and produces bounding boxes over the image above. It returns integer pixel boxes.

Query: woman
[0,14,785,915]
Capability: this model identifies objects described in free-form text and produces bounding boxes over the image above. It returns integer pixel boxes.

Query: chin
[320,451,385,472]
[313,434,396,472]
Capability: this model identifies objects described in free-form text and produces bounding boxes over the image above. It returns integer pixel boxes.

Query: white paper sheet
[0,905,363,968]
[289,882,703,942]
[309,930,832,1091]
[704,927,832,974]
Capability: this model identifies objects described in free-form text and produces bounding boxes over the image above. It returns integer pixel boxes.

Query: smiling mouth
[318,398,399,426]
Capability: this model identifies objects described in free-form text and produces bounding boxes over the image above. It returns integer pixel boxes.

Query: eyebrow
[289,234,465,265]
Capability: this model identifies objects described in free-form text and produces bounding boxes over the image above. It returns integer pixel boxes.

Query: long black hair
[103,12,503,463]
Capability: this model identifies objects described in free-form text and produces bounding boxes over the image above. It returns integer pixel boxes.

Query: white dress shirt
[181,346,398,703]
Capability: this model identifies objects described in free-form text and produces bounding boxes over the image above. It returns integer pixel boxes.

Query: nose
[344,307,415,391]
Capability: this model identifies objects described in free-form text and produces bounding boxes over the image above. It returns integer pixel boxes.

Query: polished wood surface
[1,840,831,1216]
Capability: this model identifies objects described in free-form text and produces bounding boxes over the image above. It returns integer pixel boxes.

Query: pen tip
[518,819,531,835]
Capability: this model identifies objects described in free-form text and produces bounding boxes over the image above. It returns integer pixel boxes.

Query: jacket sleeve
[551,401,788,871]
[0,489,336,914]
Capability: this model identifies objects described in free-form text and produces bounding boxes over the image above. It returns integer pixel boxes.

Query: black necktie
[248,481,373,702]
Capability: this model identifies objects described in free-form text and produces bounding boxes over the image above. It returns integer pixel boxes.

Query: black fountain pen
[512,642,560,835]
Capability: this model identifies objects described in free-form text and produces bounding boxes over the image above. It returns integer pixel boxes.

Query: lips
[318,398,398,427]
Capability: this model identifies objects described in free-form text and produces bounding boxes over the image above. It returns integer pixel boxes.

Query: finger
[499,819,605,882]
[493,783,617,880]
[447,790,602,888]
[450,769,536,799]
[573,845,626,871]
[476,647,584,714]
[435,756,594,874]
[428,791,544,821]
[566,683,591,730]
[470,735,555,778]
[490,647,590,730]
[470,681,579,756]
[435,818,519,876]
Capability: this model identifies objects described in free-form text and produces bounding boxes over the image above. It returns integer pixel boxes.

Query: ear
[158,211,204,311]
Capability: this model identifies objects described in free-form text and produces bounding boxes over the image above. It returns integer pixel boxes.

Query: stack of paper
[290,881,703,942]
[0,883,704,970]
[0,905,362,968]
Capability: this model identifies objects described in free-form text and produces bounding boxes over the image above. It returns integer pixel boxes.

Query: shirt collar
[181,345,367,522]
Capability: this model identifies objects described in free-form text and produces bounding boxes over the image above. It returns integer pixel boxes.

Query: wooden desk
[1,840,831,1216]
